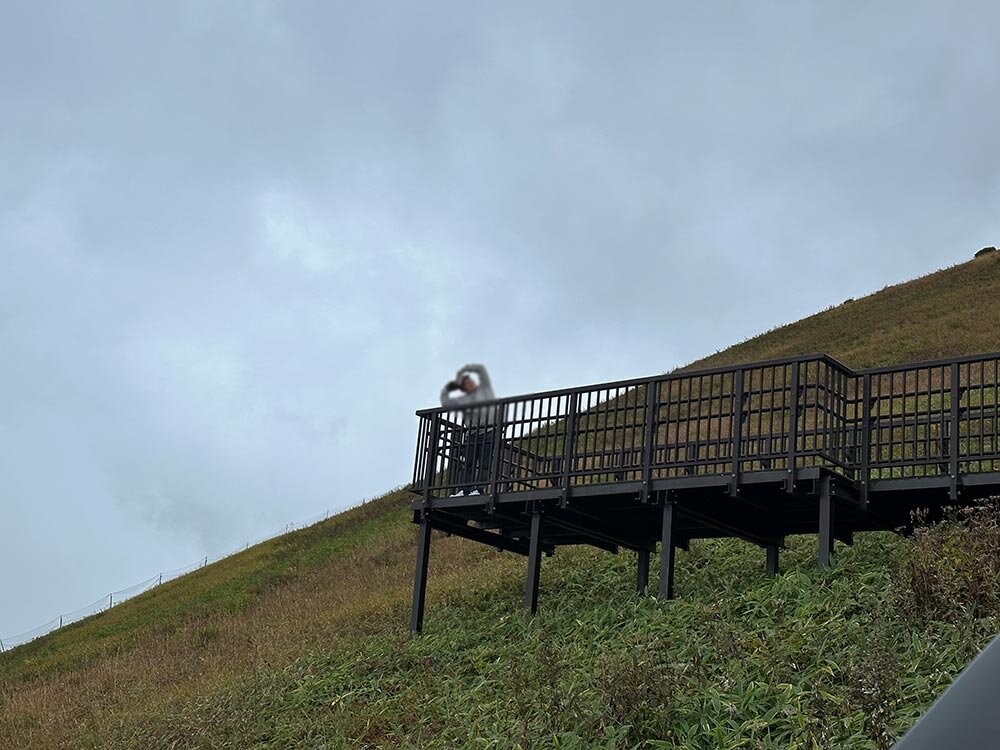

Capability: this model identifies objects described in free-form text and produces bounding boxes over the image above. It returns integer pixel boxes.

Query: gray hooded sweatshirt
[440,364,497,427]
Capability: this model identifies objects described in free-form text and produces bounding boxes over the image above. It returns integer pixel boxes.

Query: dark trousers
[461,426,495,493]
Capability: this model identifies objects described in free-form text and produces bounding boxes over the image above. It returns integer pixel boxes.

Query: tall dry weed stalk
[846,615,901,750]
[892,500,1000,623]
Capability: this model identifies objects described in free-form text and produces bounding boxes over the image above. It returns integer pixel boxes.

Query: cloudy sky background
[2,1,998,637]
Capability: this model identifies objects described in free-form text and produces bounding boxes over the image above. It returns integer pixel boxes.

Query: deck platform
[408,352,1000,633]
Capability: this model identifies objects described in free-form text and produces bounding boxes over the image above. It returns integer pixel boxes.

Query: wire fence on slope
[0,507,339,653]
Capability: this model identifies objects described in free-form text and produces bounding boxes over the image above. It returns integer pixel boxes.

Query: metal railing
[412,352,1000,501]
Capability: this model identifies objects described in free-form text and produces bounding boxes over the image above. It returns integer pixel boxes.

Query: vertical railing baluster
[730,368,745,497]
[641,380,659,504]
[422,412,442,507]
[950,362,960,500]
[560,392,579,509]
[487,402,507,514]
[786,360,800,493]
[860,372,872,508]
[412,416,425,489]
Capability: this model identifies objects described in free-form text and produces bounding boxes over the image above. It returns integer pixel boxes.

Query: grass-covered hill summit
[3,252,1000,749]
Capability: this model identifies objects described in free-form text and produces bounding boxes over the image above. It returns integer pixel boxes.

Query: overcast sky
[1,2,998,637]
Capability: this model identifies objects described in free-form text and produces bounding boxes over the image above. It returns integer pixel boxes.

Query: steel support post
[525,510,543,614]
[409,514,433,635]
[659,502,676,600]
[636,547,650,595]
[818,477,833,569]
[766,544,780,576]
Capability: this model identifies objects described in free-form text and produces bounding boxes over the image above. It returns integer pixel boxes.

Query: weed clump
[845,615,901,750]
[892,501,1000,623]
[595,638,679,745]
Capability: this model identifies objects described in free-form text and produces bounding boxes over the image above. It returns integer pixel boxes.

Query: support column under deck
[659,502,676,600]
[819,477,834,569]
[409,514,432,635]
[525,510,543,614]
[766,544,779,576]
[637,548,650,595]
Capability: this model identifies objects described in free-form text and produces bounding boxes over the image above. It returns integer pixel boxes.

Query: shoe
[468,489,481,496]
[449,490,466,497]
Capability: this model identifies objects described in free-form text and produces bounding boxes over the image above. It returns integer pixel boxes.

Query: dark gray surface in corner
[892,634,1000,749]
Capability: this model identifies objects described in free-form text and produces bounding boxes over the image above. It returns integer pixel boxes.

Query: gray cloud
[2,1,999,635]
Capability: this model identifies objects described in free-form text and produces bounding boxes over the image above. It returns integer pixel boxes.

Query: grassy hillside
[686,251,1000,370]
[2,252,999,749]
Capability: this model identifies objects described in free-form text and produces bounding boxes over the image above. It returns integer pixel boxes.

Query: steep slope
[1,252,998,750]
[687,252,1000,370]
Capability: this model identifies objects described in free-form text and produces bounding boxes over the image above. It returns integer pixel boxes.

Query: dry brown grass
[0,507,520,749]
[688,252,1000,371]
[892,502,1000,624]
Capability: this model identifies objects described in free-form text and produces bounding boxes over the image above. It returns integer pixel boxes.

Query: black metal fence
[413,352,1000,500]
[866,354,1000,480]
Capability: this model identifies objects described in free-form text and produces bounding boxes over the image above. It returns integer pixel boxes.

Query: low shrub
[892,500,1000,623]
[595,637,680,746]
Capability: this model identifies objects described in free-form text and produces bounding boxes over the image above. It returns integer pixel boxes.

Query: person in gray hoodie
[441,364,497,495]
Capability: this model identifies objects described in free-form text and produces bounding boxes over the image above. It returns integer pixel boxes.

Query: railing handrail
[415,351,853,417]
[859,350,1000,375]
[416,349,1000,416]
[414,350,1000,497]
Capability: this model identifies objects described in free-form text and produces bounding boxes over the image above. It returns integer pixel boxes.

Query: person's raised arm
[459,363,491,390]
[440,381,462,408]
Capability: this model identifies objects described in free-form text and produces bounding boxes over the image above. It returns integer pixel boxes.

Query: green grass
[2,252,1000,749]
[103,533,1000,749]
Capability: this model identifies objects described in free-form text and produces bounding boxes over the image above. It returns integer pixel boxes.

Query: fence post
[422,413,442,509]
[560,393,579,509]
[409,510,433,635]
[819,476,834,568]
[950,362,960,500]
[786,361,801,493]
[108,594,113,608]
[730,369,745,497]
[0,636,5,652]
[641,382,658,504]
[487,403,507,514]
[636,547,651,595]
[659,501,676,599]
[524,508,544,614]
[860,372,872,508]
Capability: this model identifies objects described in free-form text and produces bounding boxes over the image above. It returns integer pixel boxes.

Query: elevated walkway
[407,352,1000,633]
